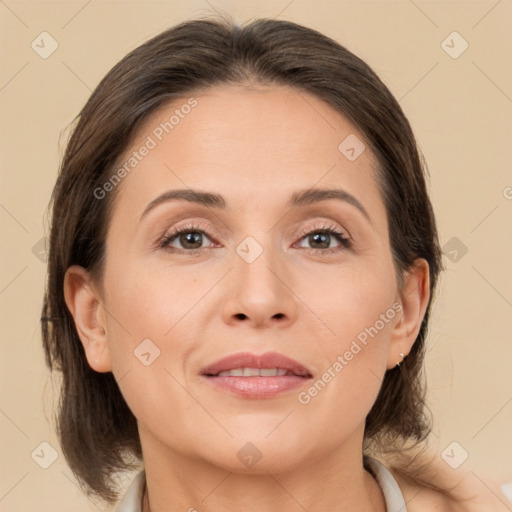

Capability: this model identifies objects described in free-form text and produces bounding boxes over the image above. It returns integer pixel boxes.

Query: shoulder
[392,466,508,512]
[373,447,510,512]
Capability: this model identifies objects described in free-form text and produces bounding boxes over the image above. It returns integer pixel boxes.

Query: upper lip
[201,351,312,377]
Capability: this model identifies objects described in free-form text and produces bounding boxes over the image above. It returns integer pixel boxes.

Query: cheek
[100,266,204,439]
[305,253,397,346]
[101,259,223,395]
[104,261,206,339]
[296,295,396,441]
[300,258,397,403]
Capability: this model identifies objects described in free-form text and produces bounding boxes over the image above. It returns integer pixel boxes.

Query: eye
[159,222,217,251]
[158,221,352,254]
[294,223,351,253]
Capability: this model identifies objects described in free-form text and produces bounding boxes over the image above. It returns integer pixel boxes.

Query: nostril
[232,313,284,321]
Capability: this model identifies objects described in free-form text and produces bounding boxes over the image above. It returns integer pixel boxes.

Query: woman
[41,14,505,512]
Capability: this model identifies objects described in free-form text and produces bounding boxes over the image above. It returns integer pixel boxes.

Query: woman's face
[75,85,420,472]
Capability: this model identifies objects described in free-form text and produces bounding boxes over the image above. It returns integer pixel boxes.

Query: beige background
[1,0,511,510]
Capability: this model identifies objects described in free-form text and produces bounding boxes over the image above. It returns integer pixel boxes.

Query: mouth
[200,351,313,399]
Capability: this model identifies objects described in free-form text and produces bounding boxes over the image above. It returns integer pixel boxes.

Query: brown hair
[41,13,443,503]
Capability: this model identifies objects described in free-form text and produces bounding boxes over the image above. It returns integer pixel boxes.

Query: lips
[201,351,312,378]
[200,351,313,398]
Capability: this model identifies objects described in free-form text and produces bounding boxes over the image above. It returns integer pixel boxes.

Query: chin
[196,433,317,475]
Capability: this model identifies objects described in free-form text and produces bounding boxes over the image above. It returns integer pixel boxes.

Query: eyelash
[158,221,352,255]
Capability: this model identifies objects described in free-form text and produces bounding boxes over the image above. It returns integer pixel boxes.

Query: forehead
[109,84,383,222]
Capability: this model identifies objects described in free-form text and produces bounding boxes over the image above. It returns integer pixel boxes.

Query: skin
[64,84,433,511]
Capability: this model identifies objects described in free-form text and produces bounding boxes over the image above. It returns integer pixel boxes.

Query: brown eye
[161,230,208,250]
[296,227,351,252]
[307,232,331,249]
[159,223,217,252]
[175,231,205,249]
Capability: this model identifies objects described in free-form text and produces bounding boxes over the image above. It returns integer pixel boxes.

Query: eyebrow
[139,187,371,223]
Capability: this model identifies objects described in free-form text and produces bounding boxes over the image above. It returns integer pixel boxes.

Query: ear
[387,258,430,369]
[63,265,112,373]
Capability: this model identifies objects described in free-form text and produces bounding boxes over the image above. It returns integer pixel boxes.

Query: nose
[221,241,298,329]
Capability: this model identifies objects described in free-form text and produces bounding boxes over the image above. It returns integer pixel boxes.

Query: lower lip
[203,375,310,398]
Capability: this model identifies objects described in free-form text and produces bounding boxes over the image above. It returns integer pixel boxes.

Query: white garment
[116,457,407,512]
[117,470,145,512]
[365,457,408,512]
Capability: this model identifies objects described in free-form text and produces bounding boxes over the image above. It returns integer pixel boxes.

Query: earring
[395,352,405,369]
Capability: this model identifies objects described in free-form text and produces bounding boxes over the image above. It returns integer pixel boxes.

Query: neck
[138,428,386,512]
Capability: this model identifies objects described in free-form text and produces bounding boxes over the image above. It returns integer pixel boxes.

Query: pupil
[310,233,329,248]
[182,232,202,248]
